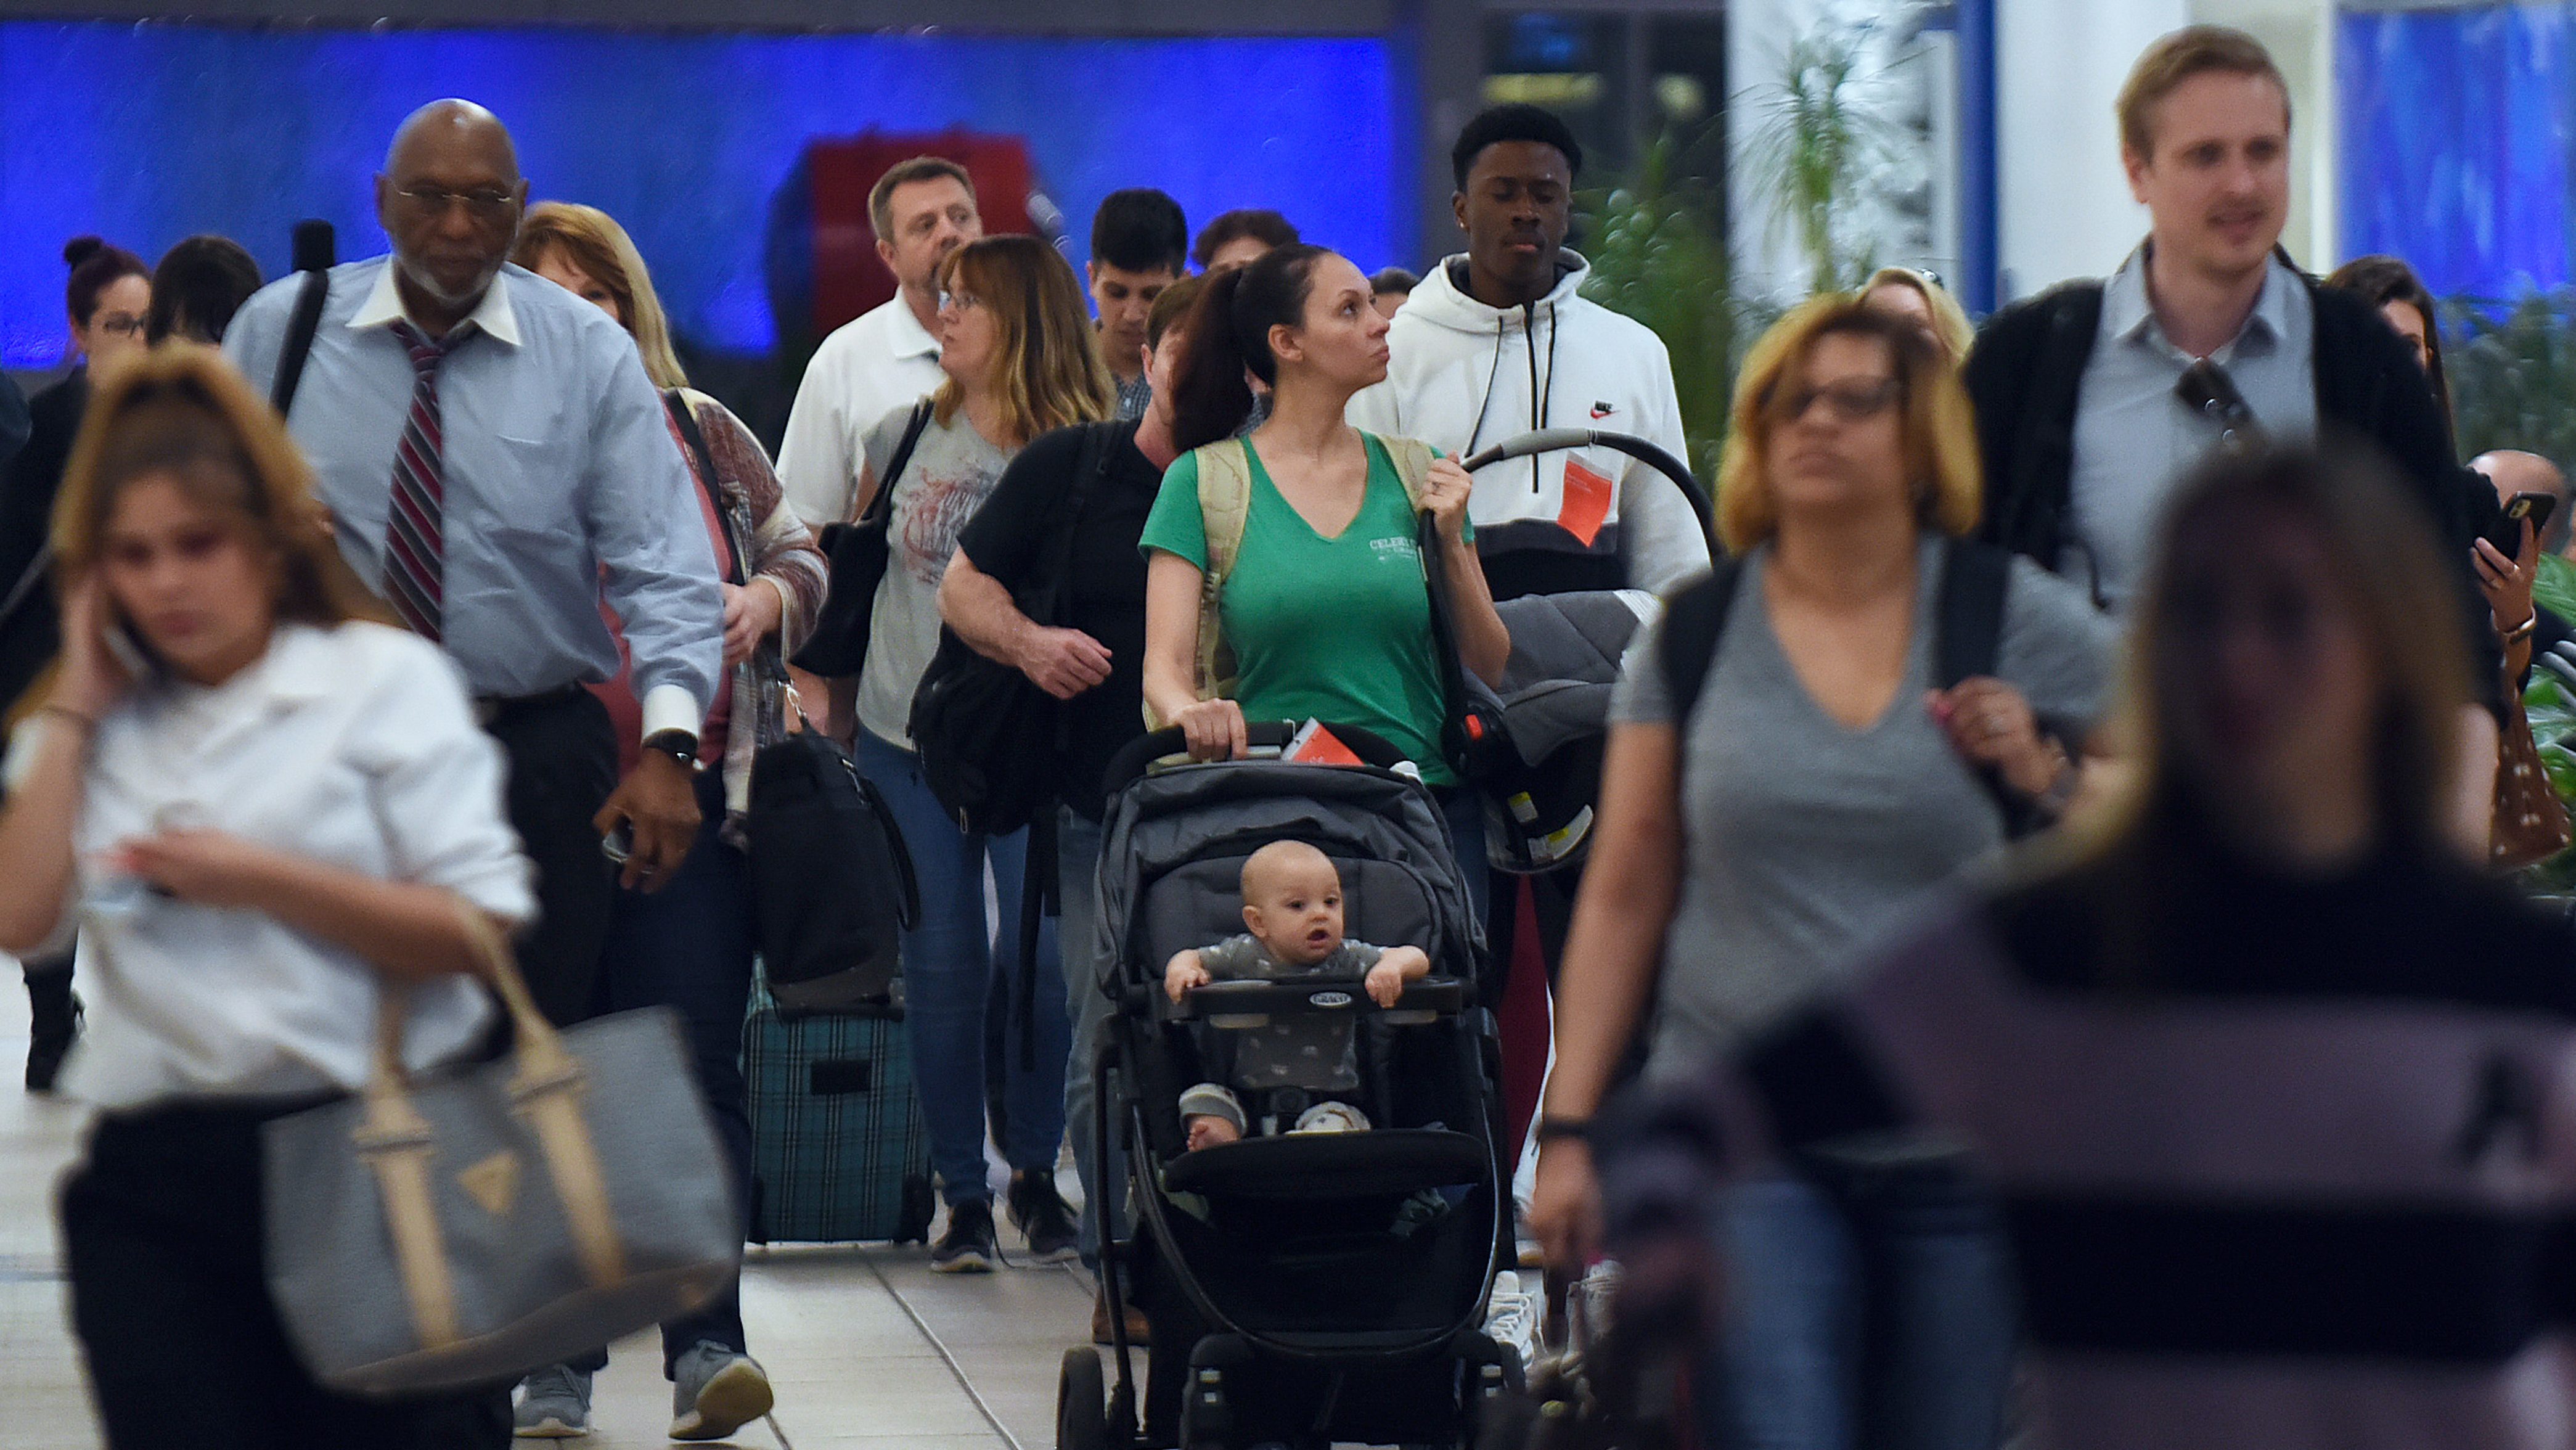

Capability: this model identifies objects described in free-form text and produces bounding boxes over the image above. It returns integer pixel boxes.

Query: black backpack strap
[1931,537,2045,836]
[1037,423,1115,625]
[663,390,747,588]
[1932,538,2013,689]
[865,399,936,526]
[1658,559,1744,727]
[269,268,332,419]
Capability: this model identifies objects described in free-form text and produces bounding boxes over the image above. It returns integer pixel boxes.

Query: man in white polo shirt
[777,156,983,529]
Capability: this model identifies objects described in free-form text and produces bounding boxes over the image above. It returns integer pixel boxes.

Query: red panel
[807,130,1038,339]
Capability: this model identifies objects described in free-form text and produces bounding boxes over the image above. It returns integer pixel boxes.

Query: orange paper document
[1559,456,1615,547]
[1285,719,1365,766]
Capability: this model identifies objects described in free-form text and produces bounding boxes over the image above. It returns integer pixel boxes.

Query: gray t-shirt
[854,406,1015,749]
[1199,934,1386,1094]
[1609,538,2115,1076]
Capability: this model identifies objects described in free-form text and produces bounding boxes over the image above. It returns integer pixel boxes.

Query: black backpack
[909,420,1116,838]
[1659,538,2038,835]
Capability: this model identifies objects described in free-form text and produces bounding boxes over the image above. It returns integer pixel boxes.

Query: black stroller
[1060,723,1515,1450]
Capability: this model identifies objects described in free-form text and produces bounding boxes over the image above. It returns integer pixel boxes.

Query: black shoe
[1007,1169,1079,1264]
[929,1198,998,1274]
[25,978,79,1096]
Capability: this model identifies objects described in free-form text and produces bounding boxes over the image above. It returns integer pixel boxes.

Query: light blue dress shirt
[226,259,721,738]
[2066,245,2318,610]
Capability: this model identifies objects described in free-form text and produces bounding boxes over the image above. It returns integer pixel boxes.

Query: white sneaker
[1484,1271,1540,1370]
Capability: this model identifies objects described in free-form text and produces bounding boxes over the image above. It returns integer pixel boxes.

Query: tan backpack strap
[1188,440,1253,707]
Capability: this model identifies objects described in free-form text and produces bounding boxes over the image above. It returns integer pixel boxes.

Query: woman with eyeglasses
[1529,296,2117,1449]
[842,234,1114,1273]
[2,236,150,1094]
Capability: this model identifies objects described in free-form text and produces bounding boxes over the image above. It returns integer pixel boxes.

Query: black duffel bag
[908,422,1112,837]
[790,399,932,678]
[746,724,920,1014]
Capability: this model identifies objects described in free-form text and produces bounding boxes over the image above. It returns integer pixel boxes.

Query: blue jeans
[1701,1166,2014,1450]
[580,768,751,1377]
[1057,806,1118,1267]
[856,730,1069,1207]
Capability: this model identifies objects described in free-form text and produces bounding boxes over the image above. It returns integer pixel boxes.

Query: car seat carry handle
[1099,721,1412,797]
[1161,976,1468,1025]
[1458,427,1714,549]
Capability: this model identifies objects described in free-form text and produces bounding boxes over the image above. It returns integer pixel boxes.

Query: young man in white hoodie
[1351,104,1706,602]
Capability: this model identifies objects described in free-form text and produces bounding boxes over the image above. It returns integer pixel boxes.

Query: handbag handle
[356,901,629,1352]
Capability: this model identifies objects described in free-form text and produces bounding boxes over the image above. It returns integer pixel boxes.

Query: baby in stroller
[1163,840,1429,1150]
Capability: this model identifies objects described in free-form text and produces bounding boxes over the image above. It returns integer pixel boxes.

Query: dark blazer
[1963,268,2503,697]
[0,369,88,711]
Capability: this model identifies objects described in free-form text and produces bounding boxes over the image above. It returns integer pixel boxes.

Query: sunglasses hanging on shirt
[2175,358,2263,454]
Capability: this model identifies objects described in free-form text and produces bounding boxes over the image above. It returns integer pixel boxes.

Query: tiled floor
[0,971,1097,1450]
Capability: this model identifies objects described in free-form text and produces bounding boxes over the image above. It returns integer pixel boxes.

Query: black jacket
[0,369,87,711]
[1964,271,2503,695]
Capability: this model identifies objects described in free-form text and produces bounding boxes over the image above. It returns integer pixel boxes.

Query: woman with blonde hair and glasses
[1531,295,2116,1448]
[1,346,530,1446]
[1605,443,2576,1449]
[848,233,1114,1272]
[504,202,826,1442]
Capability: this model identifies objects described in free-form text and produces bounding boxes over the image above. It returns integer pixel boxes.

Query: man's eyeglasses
[92,314,146,339]
[1767,377,1902,427]
[392,185,518,223]
[2176,358,2261,453]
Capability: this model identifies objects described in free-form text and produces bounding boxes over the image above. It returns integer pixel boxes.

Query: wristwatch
[642,728,699,766]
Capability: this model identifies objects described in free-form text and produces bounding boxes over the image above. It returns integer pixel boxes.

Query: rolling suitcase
[743,969,938,1245]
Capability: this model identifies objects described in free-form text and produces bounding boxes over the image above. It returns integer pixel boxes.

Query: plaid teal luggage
[743,971,937,1244]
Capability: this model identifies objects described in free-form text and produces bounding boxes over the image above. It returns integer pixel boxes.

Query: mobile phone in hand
[2487,491,2558,555]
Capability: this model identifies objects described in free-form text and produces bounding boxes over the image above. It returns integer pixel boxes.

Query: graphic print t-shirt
[1198,933,1388,1094]
[854,406,1015,749]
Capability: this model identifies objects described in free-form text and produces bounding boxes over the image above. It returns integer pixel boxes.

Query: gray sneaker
[513,1364,593,1438]
[669,1340,775,1442]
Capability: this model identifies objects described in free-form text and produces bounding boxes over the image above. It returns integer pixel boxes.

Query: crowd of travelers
[2,18,2572,1450]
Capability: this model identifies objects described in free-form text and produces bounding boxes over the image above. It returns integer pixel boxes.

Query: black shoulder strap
[663,390,746,588]
[1034,422,1114,626]
[1932,536,2043,836]
[864,399,936,525]
[269,268,332,419]
[1659,559,1744,726]
[1932,538,2013,689]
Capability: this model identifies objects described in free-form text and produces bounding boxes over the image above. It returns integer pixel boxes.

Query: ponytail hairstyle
[1168,242,1331,452]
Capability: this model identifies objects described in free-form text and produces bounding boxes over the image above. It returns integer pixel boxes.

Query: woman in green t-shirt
[1137,245,1509,893]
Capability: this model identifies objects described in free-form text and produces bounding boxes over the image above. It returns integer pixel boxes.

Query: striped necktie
[383,320,465,641]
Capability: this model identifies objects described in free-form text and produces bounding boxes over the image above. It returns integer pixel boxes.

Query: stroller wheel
[1058,1346,1110,1450]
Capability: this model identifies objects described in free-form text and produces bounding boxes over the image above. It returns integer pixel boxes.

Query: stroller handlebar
[1101,719,1413,797]
[1159,975,1468,1025]
[1457,426,1714,548]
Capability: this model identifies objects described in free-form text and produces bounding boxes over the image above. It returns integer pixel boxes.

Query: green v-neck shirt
[1140,435,1464,785]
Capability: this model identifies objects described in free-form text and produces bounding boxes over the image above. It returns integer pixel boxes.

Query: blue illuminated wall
[0,22,1399,367]
[2339,4,2574,298]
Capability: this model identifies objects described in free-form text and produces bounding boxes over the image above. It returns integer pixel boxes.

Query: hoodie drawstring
[1463,316,1508,464]
[1520,300,1563,493]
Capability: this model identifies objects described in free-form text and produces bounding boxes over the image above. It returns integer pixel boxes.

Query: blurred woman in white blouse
[0,346,533,1448]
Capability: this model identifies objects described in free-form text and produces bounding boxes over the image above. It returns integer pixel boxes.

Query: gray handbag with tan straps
[260,910,740,1396]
